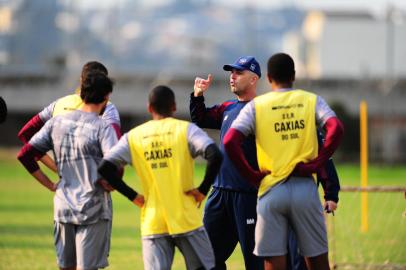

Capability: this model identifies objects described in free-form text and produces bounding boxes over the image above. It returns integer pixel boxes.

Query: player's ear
[172,102,176,113]
[147,103,153,114]
[250,75,258,85]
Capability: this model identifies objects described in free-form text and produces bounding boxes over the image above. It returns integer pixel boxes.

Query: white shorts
[142,227,215,270]
[54,219,111,269]
[254,177,328,257]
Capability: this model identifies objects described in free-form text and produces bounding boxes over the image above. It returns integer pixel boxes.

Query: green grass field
[0,149,405,269]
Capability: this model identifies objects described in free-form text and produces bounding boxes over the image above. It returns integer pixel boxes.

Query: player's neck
[81,103,104,114]
[271,82,293,91]
[151,113,172,120]
[149,106,175,120]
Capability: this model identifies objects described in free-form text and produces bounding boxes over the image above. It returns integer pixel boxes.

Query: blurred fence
[327,186,406,269]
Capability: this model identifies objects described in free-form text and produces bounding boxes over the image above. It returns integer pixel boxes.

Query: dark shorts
[203,187,263,270]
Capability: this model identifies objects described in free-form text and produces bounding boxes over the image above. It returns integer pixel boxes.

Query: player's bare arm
[194,74,213,97]
[40,155,58,173]
[31,170,58,192]
[17,114,59,173]
[17,144,58,192]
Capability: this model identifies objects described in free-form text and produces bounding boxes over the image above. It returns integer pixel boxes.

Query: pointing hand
[194,74,213,97]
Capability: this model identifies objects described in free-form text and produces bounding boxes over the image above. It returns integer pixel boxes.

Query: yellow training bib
[254,90,318,196]
[52,94,83,117]
[127,118,202,236]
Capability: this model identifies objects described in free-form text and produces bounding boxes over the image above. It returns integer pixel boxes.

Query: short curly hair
[81,61,108,82]
[80,72,113,104]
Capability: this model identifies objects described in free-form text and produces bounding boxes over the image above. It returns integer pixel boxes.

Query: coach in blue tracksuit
[190,56,263,270]
[190,56,340,270]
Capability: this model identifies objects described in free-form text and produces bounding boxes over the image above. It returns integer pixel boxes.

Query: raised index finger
[207,74,213,83]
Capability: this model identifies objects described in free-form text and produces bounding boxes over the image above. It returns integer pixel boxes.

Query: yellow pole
[360,100,368,232]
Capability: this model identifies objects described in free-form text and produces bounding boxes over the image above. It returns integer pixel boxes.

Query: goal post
[360,100,368,233]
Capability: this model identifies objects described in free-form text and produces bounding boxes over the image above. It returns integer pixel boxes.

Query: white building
[284,9,406,80]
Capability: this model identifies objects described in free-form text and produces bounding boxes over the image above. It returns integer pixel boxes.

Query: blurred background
[0,0,406,163]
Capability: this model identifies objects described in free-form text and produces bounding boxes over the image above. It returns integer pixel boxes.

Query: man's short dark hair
[81,61,108,81]
[149,85,175,116]
[80,72,113,104]
[267,53,295,84]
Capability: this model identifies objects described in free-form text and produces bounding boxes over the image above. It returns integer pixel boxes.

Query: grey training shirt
[30,110,118,224]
